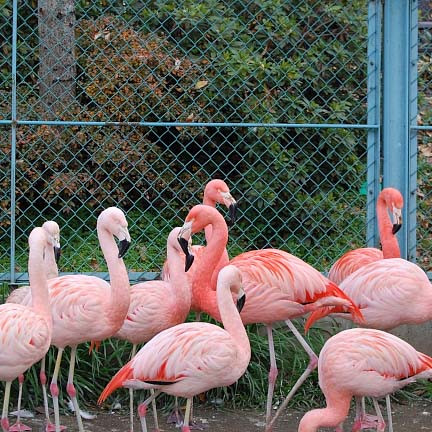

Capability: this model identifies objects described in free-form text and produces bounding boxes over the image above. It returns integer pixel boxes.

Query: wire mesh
[0,1,430,288]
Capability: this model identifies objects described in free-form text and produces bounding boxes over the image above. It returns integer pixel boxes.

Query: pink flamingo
[0,227,52,432]
[177,205,364,432]
[98,265,251,432]
[6,221,61,432]
[19,207,131,432]
[113,227,192,432]
[328,187,403,285]
[306,257,432,431]
[298,328,432,432]
[161,179,237,297]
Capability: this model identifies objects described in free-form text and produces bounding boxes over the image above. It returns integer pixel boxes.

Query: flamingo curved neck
[166,243,192,312]
[217,278,250,364]
[29,231,52,328]
[98,223,130,330]
[192,215,228,321]
[377,195,400,258]
[298,398,351,432]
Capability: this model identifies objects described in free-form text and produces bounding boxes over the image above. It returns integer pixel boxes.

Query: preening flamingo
[306,257,432,431]
[6,221,61,432]
[177,205,364,432]
[113,227,192,432]
[161,179,237,299]
[328,187,403,285]
[98,265,250,432]
[20,207,131,432]
[0,227,52,432]
[297,328,432,432]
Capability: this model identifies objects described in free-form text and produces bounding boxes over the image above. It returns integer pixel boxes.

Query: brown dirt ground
[9,399,432,431]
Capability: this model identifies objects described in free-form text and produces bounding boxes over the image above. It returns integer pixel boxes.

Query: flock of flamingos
[1,179,432,432]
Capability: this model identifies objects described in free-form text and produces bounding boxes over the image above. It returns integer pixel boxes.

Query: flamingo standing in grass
[20,207,131,432]
[306,257,432,432]
[1,227,52,432]
[298,328,432,432]
[113,227,192,432]
[328,187,403,285]
[161,179,237,296]
[177,205,364,432]
[98,265,250,432]
[6,221,61,432]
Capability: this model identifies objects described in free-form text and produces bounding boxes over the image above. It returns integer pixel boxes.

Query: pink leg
[180,399,192,432]
[264,325,278,431]
[2,382,12,432]
[9,374,32,431]
[266,320,319,432]
[137,390,161,432]
[66,346,84,432]
[50,347,68,432]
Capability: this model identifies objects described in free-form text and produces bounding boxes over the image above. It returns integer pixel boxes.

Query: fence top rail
[0,120,379,129]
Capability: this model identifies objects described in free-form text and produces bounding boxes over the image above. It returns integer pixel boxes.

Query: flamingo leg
[352,397,385,432]
[150,389,160,432]
[9,374,32,431]
[264,324,278,430]
[266,320,318,432]
[129,344,138,432]
[166,397,183,426]
[137,390,161,432]
[50,347,65,432]
[181,398,192,432]
[1,381,12,432]
[66,346,84,432]
[385,395,393,432]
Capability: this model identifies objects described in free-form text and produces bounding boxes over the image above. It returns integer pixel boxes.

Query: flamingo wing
[328,247,383,285]
[43,275,111,346]
[320,328,432,398]
[100,322,241,402]
[0,304,51,381]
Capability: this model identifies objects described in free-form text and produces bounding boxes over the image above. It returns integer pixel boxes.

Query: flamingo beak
[228,202,238,226]
[178,237,195,272]
[391,208,402,234]
[118,239,131,258]
[221,191,237,226]
[236,289,246,313]
[54,246,61,263]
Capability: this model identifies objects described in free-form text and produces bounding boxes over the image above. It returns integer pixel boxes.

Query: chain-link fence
[0,1,430,290]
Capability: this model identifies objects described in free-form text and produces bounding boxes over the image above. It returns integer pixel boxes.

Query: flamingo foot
[45,421,67,432]
[166,409,183,427]
[352,414,384,432]
[8,422,31,432]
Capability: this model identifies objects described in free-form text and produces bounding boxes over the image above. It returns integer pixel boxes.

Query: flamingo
[328,187,403,285]
[305,257,432,431]
[176,205,364,432]
[1,227,52,432]
[161,179,237,297]
[98,265,251,432]
[113,227,192,432]
[297,328,432,432]
[19,207,131,432]
[6,221,61,432]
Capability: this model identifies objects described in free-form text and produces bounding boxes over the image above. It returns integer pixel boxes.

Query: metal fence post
[366,0,382,248]
[382,0,418,260]
[9,0,18,284]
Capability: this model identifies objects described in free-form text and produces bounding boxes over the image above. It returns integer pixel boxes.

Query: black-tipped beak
[392,223,402,235]
[185,253,195,272]
[227,202,238,227]
[178,237,195,272]
[178,237,190,256]
[54,246,61,263]
[236,292,246,313]
[118,239,131,258]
